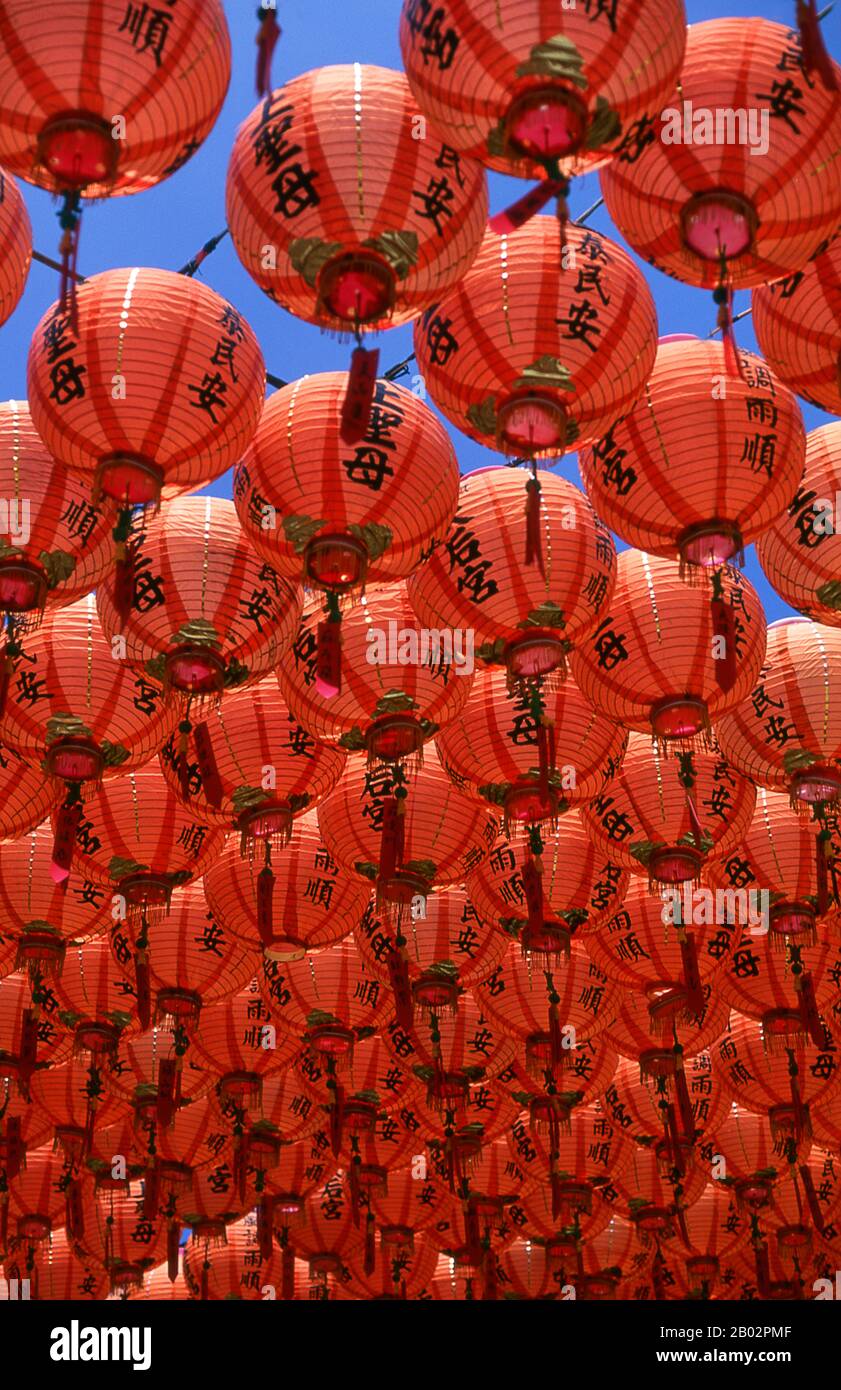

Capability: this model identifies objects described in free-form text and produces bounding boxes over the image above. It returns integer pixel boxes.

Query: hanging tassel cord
[57,192,83,332]
[798,0,839,93]
[710,567,738,693]
[524,462,545,576]
[178,229,229,278]
[677,752,704,849]
[712,247,745,381]
[256,4,282,99]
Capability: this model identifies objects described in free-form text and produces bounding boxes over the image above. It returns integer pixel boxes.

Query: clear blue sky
[2,0,837,623]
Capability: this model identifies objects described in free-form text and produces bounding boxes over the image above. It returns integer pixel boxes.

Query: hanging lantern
[0,169,31,327]
[205,812,370,964]
[607,988,731,1082]
[544,1214,652,1301]
[3,1226,107,1301]
[762,1144,841,1256]
[289,1175,365,1285]
[713,1010,840,1145]
[61,763,226,930]
[580,338,806,572]
[600,19,841,303]
[190,980,300,1112]
[706,1106,802,1215]
[466,812,629,946]
[77,1178,169,1291]
[54,937,141,1062]
[97,497,301,701]
[27,271,265,511]
[28,1058,130,1164]
[407,469,617,688]
[705,787,841,949]
[399,0,686,182]
[753,234,841,418]
[0,970,69,1098]
[382,989,516,1114]
[716,617,841,809]
[661,1181,750,1292]
[435,666,627,835]
[226,64,487,334]
[293,1032,422,1126]
[317,741,498,922]
[614,1143,707,1240]
[369,1166,453,1250]
[107,1026,213,1122]
[126,1264,193,1302]
[601,1051,730,1151]
[0,401,113,634]
[4,1144,82,1249]
[582,732,756,892]
[757,424,841,626]
[278,583,473,765]
[337,1229,440,1302]
[508,1101,633,1228]
[109,881,258,1036]
[234,372,460,598]
[0,744,60,843]
[499,1034,620,1133]
[414,219,656,460]
[181,1211,283,1300]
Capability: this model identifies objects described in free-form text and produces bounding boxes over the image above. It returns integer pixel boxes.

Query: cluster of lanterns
[0,0,839,1303]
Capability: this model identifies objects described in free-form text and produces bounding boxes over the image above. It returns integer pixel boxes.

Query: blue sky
[2,0,837,624]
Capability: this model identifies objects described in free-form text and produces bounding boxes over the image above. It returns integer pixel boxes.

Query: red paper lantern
[78,1179,169,1292]
[0,820,110,981]
[0,168,31,326]
[704,1107,803,1212]
[3,1227,107,1301]
[28,1057,130,1165]
[0,743,61,842]
[757,424,841,626]
[226,64,487,332]
[189,980,301,1110]
[27,272,265,509]
[413,219,657,458]
[580,339,806,571]
[0,970,70,1092]
[54,936,141,1061]
[660,1182,750,1291]
[601,1051,730,1149]
[107,1025,212,1118]
[399,0,686,180]
[4,1144,83,1247]
[182,1211,283,1300]
[713,1010,841,1145]
[752,231,841,417]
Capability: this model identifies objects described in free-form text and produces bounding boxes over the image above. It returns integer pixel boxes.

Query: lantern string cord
[178,229,229,277]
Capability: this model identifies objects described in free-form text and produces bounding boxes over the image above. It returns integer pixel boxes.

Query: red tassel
[193,723,225,808]
[340,347,380,444]
[465,1203,482,1269]
[50,798,83,885]
[233,1135,248,1204]
[387,949,414,1031]
[200,1261,209,1301]
[135,953,151,1031]
[754,1242,770,1297]
[364,1212,376,1275]
[167,1223,180,1281]
[256,6,281,98]
[316,617,342,699]
[679,932,705,1018]
[674,1063,695,1139]
[378,797,404,882]
[798,0,839,92]
[675,1206,691,1247]
[57,192,82,333]
[65,1179,85,1241]
[685,790,704,851]
[556,181,571,266]
[789,1066,809,1144]
[257,866,275,948]
[112,547,134,626]
[665,1102,685,1176]
[329,1082,344,1158]
[157,1058,177,1129]
[797,972,825,1049]
[143,1163,160,1220]
[349,1161,361,1228]
[549,1001,564,1071]
[799,1164,826,1234]
[522,857,544,933]
[524,472,544,574]
[0,1200,7,1255]
[18,1008,38,1095]
[4,1117,22,1180]
[710,594,737,692]
[816,831,830,915]
[536,720,555,803]
[482,1254,499,1301]
[258,1195,274,1260]
[282,1244,295,1300]
[715,280,745,382]
[0,646,15,716]
[489,178,566,234]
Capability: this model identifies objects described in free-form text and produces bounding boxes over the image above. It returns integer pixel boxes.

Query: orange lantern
[543,1214,652,1301]
[752,230,841,417]
[109,880,258,1036]
[466,812,629,945]
[27,271,265,510]
[601,1051,730,1150]
[182,1211,283,1300]
[278,583,474,764]
[383,988,516,1115]
[507,1100,633,1229]
[580,338,806,571]
[704,1107,803,1214]
[3,1144,82,1249]
[317,741,498,921]
[757,424,841,626]
[716,617,841,808]
[0,169,30,326]
[600,19,841,295]
[3,1226,107,1301]
[762,1145,841,1258]
[0,969,69,1097]
[570,550,767,746]
[54,936,140,1062]
[108,1025,213,1125]
[189,979,301,1111]
[369,1165,453,1249]
[0,742,60,842]
[414,219,657,459]
[435,665,627,834]
[97,496,301,702]
[78,1178,169,1293]
[606,988,731,1082]
[292,1032,422,1134]
[28,1057,129,1165]
[399,0,686,181]
[498,1034,620,1135]
[661,1182,750,1292]
[204,812,369,963]
[234,373,460,598]
[288,1174,365,1286]
[713,1010,841,1146]
[338,1230,440,1302]
[613,1143,707,1242]
[407,468,617,686]
[226,65,487,333]
[582,732,756,890]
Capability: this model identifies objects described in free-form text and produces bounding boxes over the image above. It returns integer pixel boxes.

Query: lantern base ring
[496,391,568,455]
[504,84,589,162]
[366,713,425,764]
[0,556,49,619]
[304,532,368,593]
[317,248,396,327]
[45,736,104,785]
[680,188,758,262]
[37,110,119,189]
[677,520,744,570]
[165,644,227,696]
[95,454,164,508]
[505,630,567,682]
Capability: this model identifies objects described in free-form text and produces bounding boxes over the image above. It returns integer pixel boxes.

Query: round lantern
[54,936,141,1062]
[0,169,30,326]
[752,230,841,416]
[127,1263,192,1301]
[28,1057,130,1165]
[757,424,841,625]
[97,496,301,700]
[383,987,516,1114]
[413,219,657,458]
[613,1142,707,1240]
[317,740,498,919]
[661,1181,750,1291]
[580,338,806,571]
[182,1210,283,1300]
[399,0,686,181]
[27,271,265,509]
[107,1025,213,1120]
[713,1010,841,1147]
[498,1034,620,1133]
[606,988,731,1081]
[0,1,230,200]
[570,549,767,746]
[62,763,226,933]
[703,1107,803,1214]
[4,1227,106,1301]
[601,1051,730,1150]
[205,812,369,963]
[78,1178,169,1292]
[0,592,178,807]
[582,732,756,891]
[600,18,841,292]
[0,400,112,629]
[705,786,841,948]
[226,64,487,331]
[407,468,617,686]
[0,742,60,843]
[189,980,301,1111]
[0,970,69,1093]
[234,373,460,596]
[716,617,841,808]
[278,582,474,762]
[293,1031,422,1122]
[109,880,258,1036]
[4,1144,82,1249]
[762,1145,841,1258]
[338,1229,440,1302]
[544,1213,652,1301]
[435,665,627,833]
[369,1165,453,1249]
[466,812,629,945]
[508,1100,633,1229]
